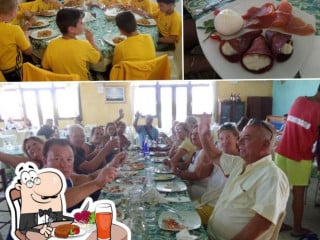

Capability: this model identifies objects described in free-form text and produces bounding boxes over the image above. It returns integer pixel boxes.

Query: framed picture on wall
[105,87,125,102]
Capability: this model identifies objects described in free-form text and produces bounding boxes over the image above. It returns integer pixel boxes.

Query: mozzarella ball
[214,9,244,36]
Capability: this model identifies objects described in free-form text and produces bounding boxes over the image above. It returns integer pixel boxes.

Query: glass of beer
[95,203,113,240]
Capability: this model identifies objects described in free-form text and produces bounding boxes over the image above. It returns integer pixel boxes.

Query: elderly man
[133,111,159,147]
[198,114,289,240]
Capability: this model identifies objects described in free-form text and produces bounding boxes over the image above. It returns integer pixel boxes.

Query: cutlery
[195,0,236,16]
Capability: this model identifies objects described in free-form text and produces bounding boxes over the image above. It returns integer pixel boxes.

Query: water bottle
[143,135,150,158]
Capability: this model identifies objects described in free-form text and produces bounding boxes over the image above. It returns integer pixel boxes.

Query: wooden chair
[0,168,10,230]
[110,54,171,80]
[22,62,80,81]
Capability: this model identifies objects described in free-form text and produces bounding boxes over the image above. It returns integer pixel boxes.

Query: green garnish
[197,19,216,41]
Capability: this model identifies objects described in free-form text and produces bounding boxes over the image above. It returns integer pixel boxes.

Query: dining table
[97,148,209,240]
[29,5,159,71]
[184,0,320,79]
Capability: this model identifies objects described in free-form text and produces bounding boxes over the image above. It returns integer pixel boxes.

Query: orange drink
[95,203,113,240]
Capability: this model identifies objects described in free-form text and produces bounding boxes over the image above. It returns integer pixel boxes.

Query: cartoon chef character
[7,162,73,240]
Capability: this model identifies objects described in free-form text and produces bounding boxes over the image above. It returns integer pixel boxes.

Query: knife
[195,0,235,16]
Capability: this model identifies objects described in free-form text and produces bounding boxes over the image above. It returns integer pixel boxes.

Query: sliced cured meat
[219,30,263,62]
[265,30,293,62]
[282,15,316,36]
[272,0,292,27]
[242,2,275,20]
[241,36,274,73]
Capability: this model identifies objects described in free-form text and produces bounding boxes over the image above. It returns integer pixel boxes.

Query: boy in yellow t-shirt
[151,0,181,51]
[112,11,156,66]
[122,0,152,15]
[0,0,33,81]
[42,8,101,80]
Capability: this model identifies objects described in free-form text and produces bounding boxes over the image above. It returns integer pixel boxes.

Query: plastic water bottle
[143,136,150,158]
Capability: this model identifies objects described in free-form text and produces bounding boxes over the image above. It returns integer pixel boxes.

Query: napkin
[176,229,198,240]
[142,187,168,204]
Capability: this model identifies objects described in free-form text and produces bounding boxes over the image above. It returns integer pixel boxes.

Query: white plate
[156,181,187,192]
[103,184,133,195]
[136,18,156,26]
[30,28,60,40]
[121,162,144,171]
[154,165,172,174]
[158,211,201,231]
[196,0,315,79]
[152,156,167,163]
[102,34,126,46]
[53,227,86,238]
[104,7,123,19]
[29,19,50,29]
[38,10,57,17]
[116,175,146,184]
[153,174,175,181]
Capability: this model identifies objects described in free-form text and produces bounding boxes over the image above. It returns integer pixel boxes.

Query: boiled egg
[214,9,244,36]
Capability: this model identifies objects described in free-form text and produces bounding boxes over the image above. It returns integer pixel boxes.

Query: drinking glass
[95,203,113,240]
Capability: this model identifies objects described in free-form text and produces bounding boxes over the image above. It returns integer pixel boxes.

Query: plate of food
[151,156,167,163]
[29,19,50,29]
[136,18,156,26]
[102,34,126,46]
[121,162,145,171]
[116,175,145,184]
[116,208,125,220]
[153,174,175,181]
[103,184,132,195]
[156,181,187,192]
[104,7,123,20]
[38,10,57,17]
[196,0,315,79]
[30,28,60,40]
[158,211,201,231]
[54,224,85,239]
[154,164,172,174]
[116,171,139,179]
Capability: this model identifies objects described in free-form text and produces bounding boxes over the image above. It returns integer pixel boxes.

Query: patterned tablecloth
[30,6,159,60]
[184,0,319,34]
[99,151,209,240]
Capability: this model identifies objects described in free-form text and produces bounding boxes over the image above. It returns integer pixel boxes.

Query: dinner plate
[121,162,145,171]
[104,7,123,20]
[116,175,146,184]
[153,174,175,181]
[29,19,50,29]
[154,165,172,174]
[117,171,139,179]
[196,0,315,79]
[30,28,60,40]
[103,184,133,195]
[53,227,86,238]
[102,34,127,46]
[151,156,167,163]
[158,211,201,231]
[38,10,57,17]
[136,18,156,26]
[156,181,187,192]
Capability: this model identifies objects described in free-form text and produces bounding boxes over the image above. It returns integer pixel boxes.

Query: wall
[79,82,134,126]
[272,80,320,116]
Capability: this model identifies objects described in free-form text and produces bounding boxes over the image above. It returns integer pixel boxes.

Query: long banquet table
[30,6,159,68]
[99,149,208,240]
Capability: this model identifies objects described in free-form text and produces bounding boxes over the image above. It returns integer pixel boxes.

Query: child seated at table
[151,0,181,51]
[0,0,33,81]
[22,0,61,20]
[41,8,102,80]
[122,0,152,16]
[112,11,156,66]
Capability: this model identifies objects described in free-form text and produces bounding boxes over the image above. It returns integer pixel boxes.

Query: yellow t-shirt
[112,34,156,65]
[42,38,101,80]
[0,22,31,70]
[31,0,60,12]
[151,9,182,43]
[121,0,151,13]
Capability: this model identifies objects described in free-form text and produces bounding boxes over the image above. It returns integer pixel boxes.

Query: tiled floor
[1,178,319,240]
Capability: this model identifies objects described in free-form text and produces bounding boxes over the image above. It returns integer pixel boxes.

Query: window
[0,83,80,127]
[133,81,215,133]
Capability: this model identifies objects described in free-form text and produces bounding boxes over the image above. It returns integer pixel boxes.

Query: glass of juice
[95,203,113,240]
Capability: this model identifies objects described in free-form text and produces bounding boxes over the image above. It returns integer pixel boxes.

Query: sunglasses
[247,119,273,141]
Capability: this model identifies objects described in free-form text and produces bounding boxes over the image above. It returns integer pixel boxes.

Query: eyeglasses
[247,119,273,141]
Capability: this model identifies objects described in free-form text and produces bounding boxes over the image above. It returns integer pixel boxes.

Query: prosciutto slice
[265,30,293,62]
[241,36,274,73]
[219,30,262,62]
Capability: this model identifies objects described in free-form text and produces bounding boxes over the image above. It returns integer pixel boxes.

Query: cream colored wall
[79,82,134,126]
